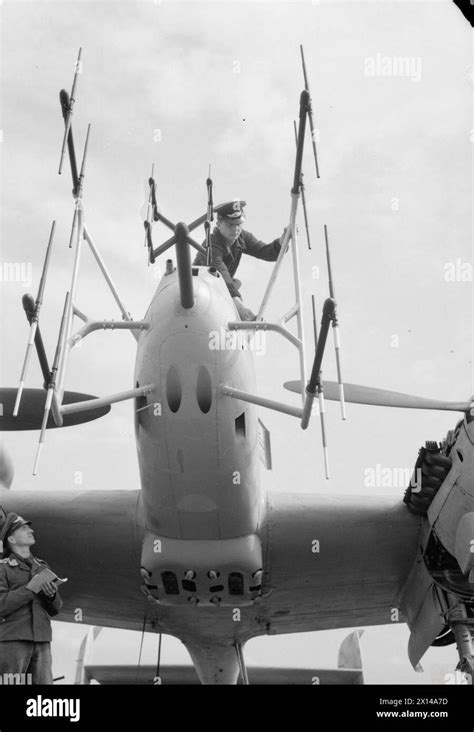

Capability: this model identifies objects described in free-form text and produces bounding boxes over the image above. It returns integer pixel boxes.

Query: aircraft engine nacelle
[426,415,474,590]
[400,415,474,671]
[454,513,474,579]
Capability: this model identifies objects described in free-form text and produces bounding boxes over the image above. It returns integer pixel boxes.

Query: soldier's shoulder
[241,229,258,242]
[0,556,18,567]
[240,230,260,248]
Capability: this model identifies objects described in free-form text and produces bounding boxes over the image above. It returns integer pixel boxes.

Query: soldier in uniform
[193,200,287,321]
[0,512,63,684]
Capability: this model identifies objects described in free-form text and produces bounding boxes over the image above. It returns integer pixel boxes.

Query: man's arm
[207,245,241,298]
[0,566,33,617]
[232,296,256,322]
[40,587,63,617]
[36,571,64,617]
[242,231,283,261]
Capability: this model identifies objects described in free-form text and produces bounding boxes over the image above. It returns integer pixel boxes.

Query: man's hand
[239,305,256,322]
[39,579,57,598]
[233,297,256,322]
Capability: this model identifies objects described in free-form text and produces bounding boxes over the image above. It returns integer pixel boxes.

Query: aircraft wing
[259,492,421,634]
[0,490,420,641]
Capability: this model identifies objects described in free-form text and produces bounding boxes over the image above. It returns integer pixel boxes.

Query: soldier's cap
[0,512,32,543]
[215,200,246,224]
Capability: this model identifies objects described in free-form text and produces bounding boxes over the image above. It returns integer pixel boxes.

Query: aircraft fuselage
[134,265,265,608]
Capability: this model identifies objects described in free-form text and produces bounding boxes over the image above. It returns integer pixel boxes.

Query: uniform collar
[6,552,42,568]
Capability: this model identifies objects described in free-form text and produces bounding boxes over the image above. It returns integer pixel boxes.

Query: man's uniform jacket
[193,228,282,298]
[0,554,63,641]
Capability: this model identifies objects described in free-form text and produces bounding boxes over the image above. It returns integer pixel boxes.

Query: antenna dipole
[205,164,213,266]
[13,221,56,416]
[311,293,318,346]
[293,120,311,251]
[59,48,82,176]
[144,163,155,252]
[69,122,91,248]
[144,170,159,264]
[33,291,70,475]
[311,295,329,479]
[324,224,346,420]
[300,45,320,179]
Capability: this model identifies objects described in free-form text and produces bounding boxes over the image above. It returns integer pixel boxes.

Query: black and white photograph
[0,0,472,724]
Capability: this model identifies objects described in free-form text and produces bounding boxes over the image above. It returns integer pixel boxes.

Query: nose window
[196,366,212,413]
[228,572,244,596]
[166,366,182,413]
[161,571,179,595]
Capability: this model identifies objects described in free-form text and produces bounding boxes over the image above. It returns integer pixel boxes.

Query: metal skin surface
[399,418,474,667]
[3,264,466,684]
[0,490,422,682]
[428,419,474,554]
[134,267,261,540]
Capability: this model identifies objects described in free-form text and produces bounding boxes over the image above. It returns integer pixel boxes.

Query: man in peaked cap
[0,512,63,684]
[193,199,287,321]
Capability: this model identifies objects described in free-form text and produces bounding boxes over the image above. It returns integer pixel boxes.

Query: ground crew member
[0,512,63,684]
[193,200,287,321]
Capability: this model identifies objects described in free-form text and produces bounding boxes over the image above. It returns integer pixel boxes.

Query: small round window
[196,365,212,413]
[166,365,182,413]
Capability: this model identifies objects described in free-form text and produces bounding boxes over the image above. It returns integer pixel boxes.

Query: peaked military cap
[215,200,247,223]
[0,512,31,543]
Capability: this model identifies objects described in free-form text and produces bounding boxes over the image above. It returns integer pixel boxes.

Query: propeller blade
[284,380,471,413]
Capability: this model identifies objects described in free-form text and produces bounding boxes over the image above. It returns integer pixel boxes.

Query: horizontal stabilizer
[82,664,362,685]
[0,388,110,431]
[284,380,470,413]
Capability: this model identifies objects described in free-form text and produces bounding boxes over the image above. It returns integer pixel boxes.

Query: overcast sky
[0,0,472,684]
